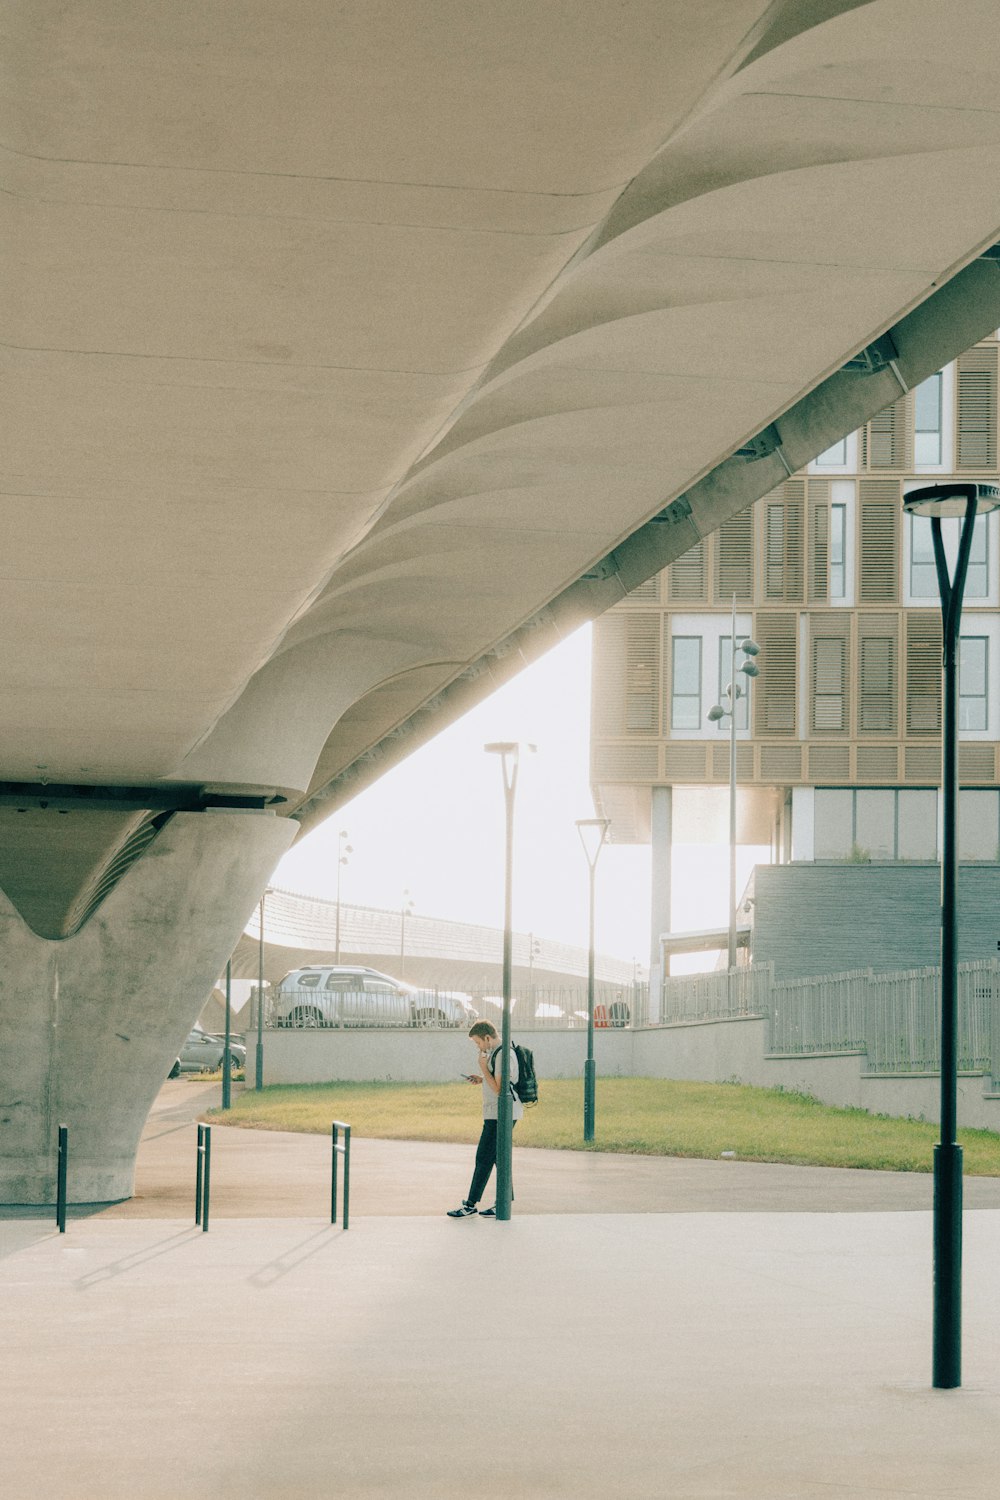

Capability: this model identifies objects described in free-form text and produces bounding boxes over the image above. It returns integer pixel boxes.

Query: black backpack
[489,1042,539,1107]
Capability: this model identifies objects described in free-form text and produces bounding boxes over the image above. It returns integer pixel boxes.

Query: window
[914,373,943,465]
[813,638,845,731]
[959,636,988,730]
[717,637,749,729]
[671,636,701,729]
[909,514,989,600]
[814,436,848,467]
[830,504,846,599]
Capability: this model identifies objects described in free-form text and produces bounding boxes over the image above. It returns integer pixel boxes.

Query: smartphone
[461,1074,479,1082]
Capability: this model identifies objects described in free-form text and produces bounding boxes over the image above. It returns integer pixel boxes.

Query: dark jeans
[467,1119,516,1206]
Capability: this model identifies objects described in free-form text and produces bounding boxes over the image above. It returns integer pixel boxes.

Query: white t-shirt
[483,1045,523,1122]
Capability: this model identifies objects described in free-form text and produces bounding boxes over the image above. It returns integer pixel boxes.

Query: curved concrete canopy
[6,1,1000,932]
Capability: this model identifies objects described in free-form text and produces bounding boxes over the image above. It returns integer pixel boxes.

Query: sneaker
[446,1202,478,1218]
[479,1206,496,1218]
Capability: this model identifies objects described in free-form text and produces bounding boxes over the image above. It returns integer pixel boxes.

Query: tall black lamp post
[576,817,609,1141]
[484,741,533,1221]
[903,481,1000,1390]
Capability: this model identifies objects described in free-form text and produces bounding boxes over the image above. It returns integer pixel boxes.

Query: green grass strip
[205,1077,1000,1175]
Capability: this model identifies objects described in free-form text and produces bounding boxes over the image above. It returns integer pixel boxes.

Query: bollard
[56,1124,68,1234]
[196,1123,212,1231]
[331,1121,351,1231]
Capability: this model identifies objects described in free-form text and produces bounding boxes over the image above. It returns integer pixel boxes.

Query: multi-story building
[590,335,1000,992]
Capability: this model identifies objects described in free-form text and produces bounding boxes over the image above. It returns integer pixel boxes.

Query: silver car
[170,1025,246,1075]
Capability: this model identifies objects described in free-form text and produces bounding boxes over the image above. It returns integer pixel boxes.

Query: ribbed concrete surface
[3,1210,1000,1499]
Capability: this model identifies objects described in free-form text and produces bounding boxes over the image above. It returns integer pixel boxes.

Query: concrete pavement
[6,1079,1000,1498]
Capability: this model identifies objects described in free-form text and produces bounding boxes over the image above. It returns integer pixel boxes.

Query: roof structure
[7,1,1000,934]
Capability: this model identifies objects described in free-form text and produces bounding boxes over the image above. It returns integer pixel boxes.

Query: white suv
[273,966,476,1029]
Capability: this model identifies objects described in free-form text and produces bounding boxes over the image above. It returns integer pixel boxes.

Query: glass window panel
[966,517,989,598]
[897,789,937,860]
[855,790,895,860]
[671,636,702,729]
[909,515,938,597]
[814,789,853,859]
[959,636,988,730]
[914,373,942,465]
[830,504,846,598]
[815,437,847,466]
[959,790,998,861]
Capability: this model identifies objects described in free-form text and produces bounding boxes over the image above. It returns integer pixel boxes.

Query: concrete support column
[648,785,673,1023]
[0,811,295,1204]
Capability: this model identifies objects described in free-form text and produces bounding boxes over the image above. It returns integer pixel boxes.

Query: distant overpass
[226,886,638,1003]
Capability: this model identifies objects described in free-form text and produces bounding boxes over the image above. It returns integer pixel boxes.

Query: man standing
[447,1021,522,1217]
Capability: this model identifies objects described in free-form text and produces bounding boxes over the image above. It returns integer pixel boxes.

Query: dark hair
[468,1021,498,1041]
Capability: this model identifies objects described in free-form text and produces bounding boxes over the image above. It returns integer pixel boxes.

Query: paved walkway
[5,1080,1000,1497]
[28,1077,994,1222]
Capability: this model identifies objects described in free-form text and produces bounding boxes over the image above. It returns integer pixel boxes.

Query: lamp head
[740,639,760,656]
[903,481,1000,518]
[740,661,759,678]
[707,705,725,722]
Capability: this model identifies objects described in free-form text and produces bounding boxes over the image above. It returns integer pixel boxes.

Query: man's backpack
[489,1041,539,1107]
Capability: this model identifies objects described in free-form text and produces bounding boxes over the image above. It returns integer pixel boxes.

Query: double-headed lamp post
[904,481,1000,1390]
[485,741,534,1222]
[576,818,610,1141]
[707,596,760,971]
[335,830,353,963]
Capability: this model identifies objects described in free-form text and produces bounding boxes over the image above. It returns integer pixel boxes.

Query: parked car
[273,966,477,1029]
[171,1025,246,1075]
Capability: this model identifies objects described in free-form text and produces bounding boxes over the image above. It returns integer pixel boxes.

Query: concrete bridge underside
[6,0,1000,1199]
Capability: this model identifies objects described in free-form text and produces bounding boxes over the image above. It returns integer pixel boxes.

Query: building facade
[590,335,1000,985]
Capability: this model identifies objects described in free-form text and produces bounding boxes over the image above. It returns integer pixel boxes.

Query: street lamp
[576,817,610,1141]
[255,885,274,1091]
[484,741,535,1221]
[903,481,1000,1390]
[399,888,415,977]
[707,594,760,972]
[335,830,353,963]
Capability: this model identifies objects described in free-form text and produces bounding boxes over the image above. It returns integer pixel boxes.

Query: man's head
[468,1021,498,1052]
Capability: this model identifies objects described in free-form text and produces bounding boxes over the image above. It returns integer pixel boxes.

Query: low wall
[255,1018,1000,1131]
[258,1026,632,1085]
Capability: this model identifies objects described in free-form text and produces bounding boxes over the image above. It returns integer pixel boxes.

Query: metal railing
[264,983,644,1032]
[657,956,1000,1078]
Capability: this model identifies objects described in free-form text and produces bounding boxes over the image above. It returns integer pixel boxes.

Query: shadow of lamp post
[903,481,1000,1390]
[576,817,610,1142]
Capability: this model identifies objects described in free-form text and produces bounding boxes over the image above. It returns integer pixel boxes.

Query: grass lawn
[205,1077,1000,1175]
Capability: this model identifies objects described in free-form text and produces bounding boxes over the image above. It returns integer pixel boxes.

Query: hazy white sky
[273,626,765,969]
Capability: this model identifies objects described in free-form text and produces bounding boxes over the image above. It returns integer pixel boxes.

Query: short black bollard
[56,1124,68,1234]
[331,1121,351,1231]
[195,1123,212,1232]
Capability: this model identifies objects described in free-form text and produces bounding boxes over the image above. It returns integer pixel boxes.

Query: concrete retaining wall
[259,1018,1000,1131]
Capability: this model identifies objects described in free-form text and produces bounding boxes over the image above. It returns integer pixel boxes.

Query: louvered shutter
[956,344,998,469]
[808,480,830,601]
[905,611,943,735]
[624,613,660,734]
[715,508,754,602]
[865,395,907,468]
[627,575,659,603]
[757,612,797,735]
[858,615,898,734]
[667,540,706,601]
[858,479,899,602]
[591,614,629,736]
[810,616,850,733]
[762,480,804,601]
